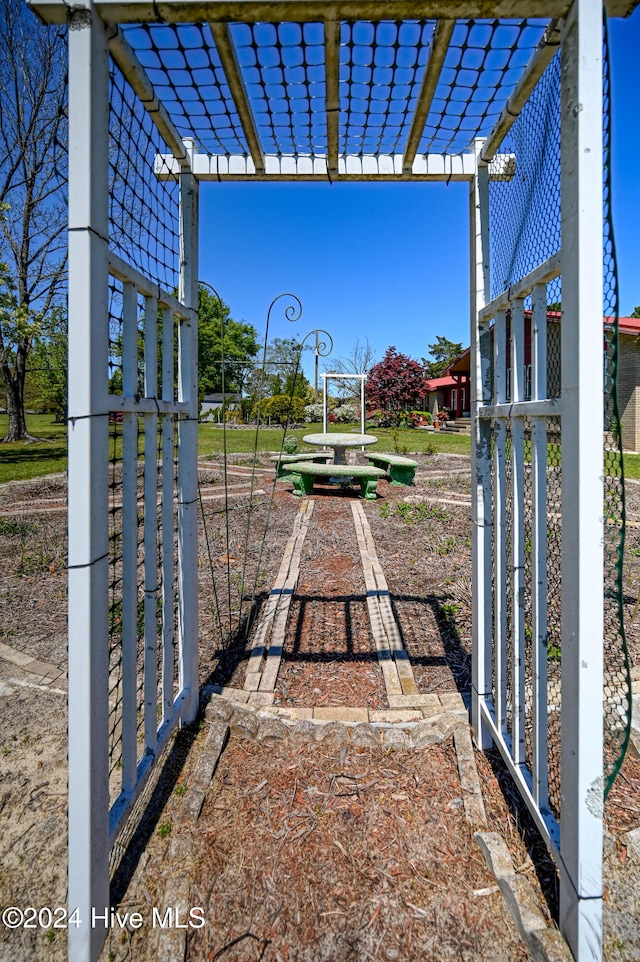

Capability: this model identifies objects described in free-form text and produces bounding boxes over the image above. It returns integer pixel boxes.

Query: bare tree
[0,0,67,441]
[324,337,377,400]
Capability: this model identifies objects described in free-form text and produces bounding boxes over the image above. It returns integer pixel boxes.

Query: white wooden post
[471,140,493,749]
[161,306,176,723]
[360,375,366,436]
[530,282,549,808]
[322,373,328,433]
[67,5,110,960]
[143,295,159,752]
[510,298,526,766]
[177,139,200,723]
[560,1,604,957]
[493,308,508,735]
[120,281,139,793]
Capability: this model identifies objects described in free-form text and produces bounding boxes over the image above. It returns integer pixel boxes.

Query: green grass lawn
[0,414,67,483]
[6,412,640,484]
[0,416,471,484]
[198,421,472,458]
[622,453,640,480]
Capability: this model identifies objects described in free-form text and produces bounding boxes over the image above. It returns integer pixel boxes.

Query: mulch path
[100,728,532,962]
[275,494,386,711]
[2,454,640,960]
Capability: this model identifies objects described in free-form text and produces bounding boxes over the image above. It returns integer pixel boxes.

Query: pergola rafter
[107,26,190,166]
[209,21,266,171]
[480,16,563,162]
[324,15,340,176]
[401,17,454,172]
[31,0,632,186]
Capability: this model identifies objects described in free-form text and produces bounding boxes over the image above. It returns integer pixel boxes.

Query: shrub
[252,395,306,426]
[375,410,421,429]
[333,403,358,424]
[304,403,324,422]
[410,410,430,426]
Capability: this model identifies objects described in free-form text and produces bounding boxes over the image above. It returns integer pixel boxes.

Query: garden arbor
[321,372,367,433]
[27,0,634,959]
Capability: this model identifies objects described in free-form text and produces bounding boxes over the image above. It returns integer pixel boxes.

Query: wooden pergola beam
[108,26,190,165]
[324,17,340,176]
[402,18,455,173]
[31,0,590,26]
[209,21,266,172]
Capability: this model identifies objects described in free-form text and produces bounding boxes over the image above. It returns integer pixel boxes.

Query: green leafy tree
[31,305,67,422]
[631,306,640,319]
[422,335,464,379]
[244,336,311,412]
[198,286,260,397]
[265,337,311,398]
[0,0,67,440]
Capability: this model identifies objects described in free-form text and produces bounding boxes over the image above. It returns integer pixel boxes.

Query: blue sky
[199,9,640,381]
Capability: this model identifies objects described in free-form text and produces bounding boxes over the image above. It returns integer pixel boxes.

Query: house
[424,352,471,419]
[612,315,640,452]
[429,313,640,450]
[200,391,242,420]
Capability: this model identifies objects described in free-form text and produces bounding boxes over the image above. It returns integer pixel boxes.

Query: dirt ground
[1,454,639,960]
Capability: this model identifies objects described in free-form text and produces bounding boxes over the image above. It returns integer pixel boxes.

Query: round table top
[303,432,377,447]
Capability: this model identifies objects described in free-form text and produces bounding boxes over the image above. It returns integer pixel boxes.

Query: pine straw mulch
[99,454,554,962]
[1,454,640,959]
[101,725,536,962]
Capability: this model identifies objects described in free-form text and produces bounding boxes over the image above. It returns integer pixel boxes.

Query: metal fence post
[178,139,200,723]
[560,1,604,957]
[471,140,493,750]
[66,4,110,960]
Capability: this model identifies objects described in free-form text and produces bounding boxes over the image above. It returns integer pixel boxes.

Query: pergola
[27,1,636,960]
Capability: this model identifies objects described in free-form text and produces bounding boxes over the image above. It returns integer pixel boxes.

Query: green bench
[283,462,387,501]
[365,453,418,486]
[270,452,331,479]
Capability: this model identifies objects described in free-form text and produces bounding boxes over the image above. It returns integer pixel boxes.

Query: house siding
[618,332,640,452]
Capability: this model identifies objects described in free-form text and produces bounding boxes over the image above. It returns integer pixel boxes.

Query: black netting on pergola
[122,17,552,160]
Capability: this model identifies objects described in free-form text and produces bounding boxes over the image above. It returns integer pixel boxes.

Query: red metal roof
[616,316,640,335]
[424,374,459,391]
[432,316,640,385]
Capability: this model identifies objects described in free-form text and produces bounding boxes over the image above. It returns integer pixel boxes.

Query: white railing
[474,265,563,856]
[471,3,605,958]
[67,13,199,960]
[105,254,195,845]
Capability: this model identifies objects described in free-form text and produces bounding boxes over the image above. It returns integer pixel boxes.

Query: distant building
[613,315,640,453]
[424,371,470,418]
[200,391,242,420]
[424,351,472,418]
[428,313,640,450]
